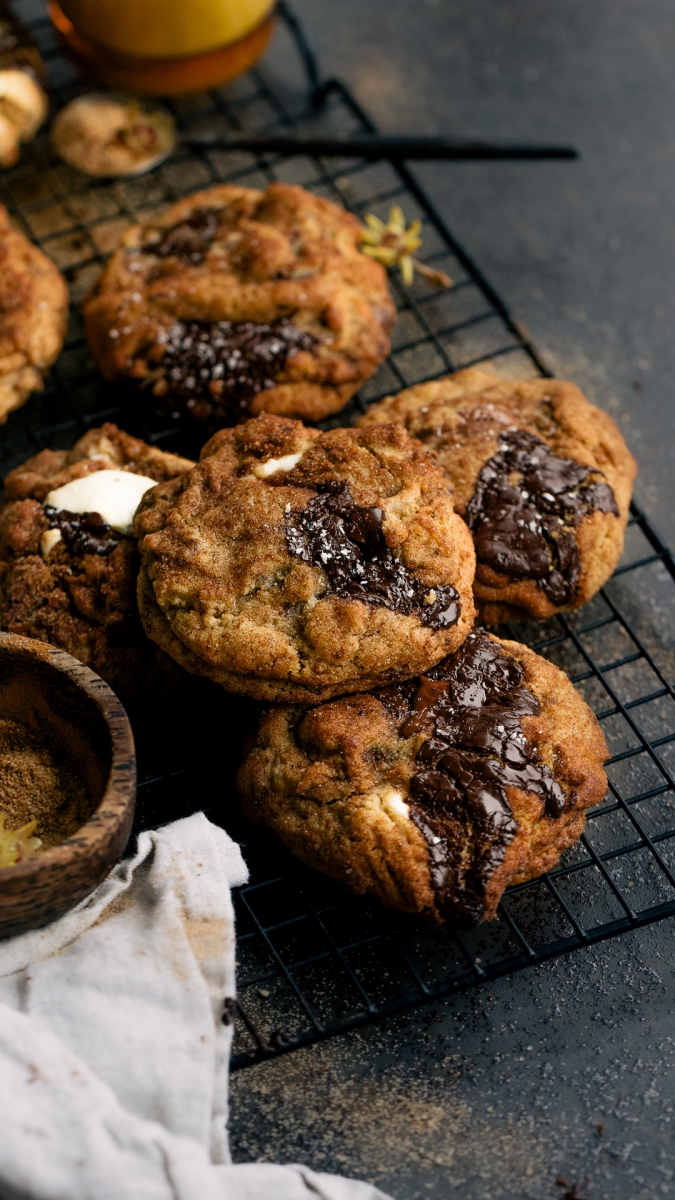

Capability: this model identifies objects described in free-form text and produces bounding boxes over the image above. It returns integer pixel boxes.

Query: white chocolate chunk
[44,470,157,534]
[251,452,303,479]
[380,786,410,819]
[40,528,62,557]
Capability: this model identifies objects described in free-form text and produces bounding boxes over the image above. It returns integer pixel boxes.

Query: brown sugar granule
[0,716,90,850]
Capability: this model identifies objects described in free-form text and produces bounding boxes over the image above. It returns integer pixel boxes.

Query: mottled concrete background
[229,4,675,1198]
[291,0,674,542]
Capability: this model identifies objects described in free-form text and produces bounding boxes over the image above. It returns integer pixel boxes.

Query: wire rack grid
[3,1,675,1070]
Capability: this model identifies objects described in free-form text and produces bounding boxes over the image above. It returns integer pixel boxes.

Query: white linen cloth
[0,812,391,1200]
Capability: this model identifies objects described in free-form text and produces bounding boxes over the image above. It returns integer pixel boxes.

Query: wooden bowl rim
[0,632,136,882]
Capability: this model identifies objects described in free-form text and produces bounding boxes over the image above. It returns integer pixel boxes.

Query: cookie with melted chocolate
[0,423,194,699]
[238,630,608,926]
[358,366,636,623]
[83,183,396,428]
[0,204,68,424]
[134,412,477,704]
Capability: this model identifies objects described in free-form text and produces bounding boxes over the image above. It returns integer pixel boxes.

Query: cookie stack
[0,182,637,928]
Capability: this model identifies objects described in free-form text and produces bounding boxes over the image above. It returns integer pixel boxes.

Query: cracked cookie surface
[358,367,636,623]
[0,423,194,699]
[238,630,607,926]
[134,412,477,703]
[83,182,395,428]
[0,205,68,423]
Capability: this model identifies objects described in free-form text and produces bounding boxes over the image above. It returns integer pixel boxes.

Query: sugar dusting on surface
[228,1030,550,1195]
[229,919,675,1199]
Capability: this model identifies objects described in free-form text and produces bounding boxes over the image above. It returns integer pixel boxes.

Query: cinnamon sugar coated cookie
[238,630,607,926]
[0,205,68,422]
[134,413,476,703]
[0,424,194,698]
[358,367,636,623]
[83,183,396,427]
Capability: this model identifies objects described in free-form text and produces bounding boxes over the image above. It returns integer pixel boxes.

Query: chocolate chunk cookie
[134,413,476,703]
[358,367,636,623]
[238,630,607,926]
[0,205,68,422]
[0,423,194,699]
[83,183,395,428]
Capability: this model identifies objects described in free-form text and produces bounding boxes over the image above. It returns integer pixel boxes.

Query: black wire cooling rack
[3,0,675,1070]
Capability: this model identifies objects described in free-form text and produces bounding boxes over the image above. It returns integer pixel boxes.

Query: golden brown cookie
[83,182,396,428]
[0,205,68,422]
[134,412,476,703]
[0,423,194,699]
[358,367,637,623]
[238,629,607,926]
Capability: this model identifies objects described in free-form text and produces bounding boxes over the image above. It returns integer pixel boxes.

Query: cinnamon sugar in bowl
[0,633,135,938]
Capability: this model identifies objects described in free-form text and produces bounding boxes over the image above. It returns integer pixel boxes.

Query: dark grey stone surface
[230,923,675,1199]
[289,0,675,545]
[228,3,675,1198]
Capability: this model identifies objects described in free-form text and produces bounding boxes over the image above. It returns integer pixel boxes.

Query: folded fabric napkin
[0,812,391,1200]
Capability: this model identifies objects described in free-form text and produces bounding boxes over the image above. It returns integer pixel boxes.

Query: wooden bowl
[0,633,136,939]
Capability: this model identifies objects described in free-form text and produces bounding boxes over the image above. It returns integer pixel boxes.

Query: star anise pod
[361,205,452,289]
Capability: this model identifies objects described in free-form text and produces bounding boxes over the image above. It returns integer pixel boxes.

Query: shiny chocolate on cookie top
[375,630,566,927]
[143,206,222,265]
[465,429,619,606]
[43,507,121,557]
[152,317,315,425]
[285,481,460,631]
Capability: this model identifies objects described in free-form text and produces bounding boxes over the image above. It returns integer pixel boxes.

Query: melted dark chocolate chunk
[145,207,221,264]
[155,317,315,425]
[285,482,460,630]
[44,506,120,557]
[465,429,619,606]
[375,631,566,927]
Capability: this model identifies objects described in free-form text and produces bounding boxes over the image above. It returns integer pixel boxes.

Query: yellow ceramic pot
[48,0,276,96]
